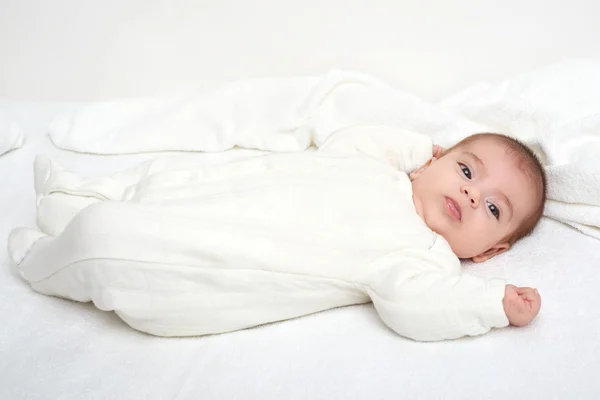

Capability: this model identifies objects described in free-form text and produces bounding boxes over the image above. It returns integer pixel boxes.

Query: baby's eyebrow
[465,152,487,174]
[500,192,513,218]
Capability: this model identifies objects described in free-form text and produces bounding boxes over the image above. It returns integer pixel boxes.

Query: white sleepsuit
[8,126,509,341]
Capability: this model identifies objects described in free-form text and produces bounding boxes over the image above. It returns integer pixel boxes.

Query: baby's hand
[503,284,542,327]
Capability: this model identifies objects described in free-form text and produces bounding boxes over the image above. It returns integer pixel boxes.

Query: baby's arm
[367,246,541,341]
[318,125,435,173]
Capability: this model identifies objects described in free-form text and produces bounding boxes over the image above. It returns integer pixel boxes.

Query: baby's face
[411,138,539,261]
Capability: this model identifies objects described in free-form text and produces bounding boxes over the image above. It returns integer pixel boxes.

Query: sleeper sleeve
[366,239,509,341]
[318,125,433,173]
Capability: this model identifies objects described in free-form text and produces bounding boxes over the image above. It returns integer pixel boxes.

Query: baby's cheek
[456,227,491,256]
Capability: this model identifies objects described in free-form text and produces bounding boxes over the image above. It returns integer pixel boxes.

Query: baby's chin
[417,202,480,258]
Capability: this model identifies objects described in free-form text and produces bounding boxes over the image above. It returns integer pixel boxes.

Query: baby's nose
[462,186,480,208]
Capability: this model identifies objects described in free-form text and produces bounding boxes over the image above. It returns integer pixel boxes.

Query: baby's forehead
[491,137,535,163]
[462,137,527,165]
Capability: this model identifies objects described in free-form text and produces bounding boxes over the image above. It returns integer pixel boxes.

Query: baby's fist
[503,285,541,327]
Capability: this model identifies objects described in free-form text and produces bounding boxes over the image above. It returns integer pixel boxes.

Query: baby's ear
[472,242,510,263]
[409,157,436,181]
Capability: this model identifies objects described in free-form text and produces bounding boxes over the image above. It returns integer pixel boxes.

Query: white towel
[46,61,600,240]
[0,113,24,156]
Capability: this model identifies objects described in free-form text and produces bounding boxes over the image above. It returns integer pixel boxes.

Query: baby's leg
[9,201,360,337]
[35,154,208,236]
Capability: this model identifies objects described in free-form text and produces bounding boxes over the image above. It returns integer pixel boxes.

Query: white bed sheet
[1,102,599,400]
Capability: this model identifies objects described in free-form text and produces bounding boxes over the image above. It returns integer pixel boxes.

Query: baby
[8,126,544,341]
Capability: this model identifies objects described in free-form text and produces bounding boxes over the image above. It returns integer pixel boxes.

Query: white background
[1,0,600,101]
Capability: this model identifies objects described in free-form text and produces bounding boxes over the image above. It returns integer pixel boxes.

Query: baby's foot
[37,193,97,236]
[33,156,104,235]
[7,227,47,268]
[34,155,70,205]
[34,155,53,199]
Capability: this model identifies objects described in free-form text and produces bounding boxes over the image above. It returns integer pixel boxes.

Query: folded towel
[541,162,600,240]
[544,200,600,239]
[0,113,24,156]
[46,60,600,240]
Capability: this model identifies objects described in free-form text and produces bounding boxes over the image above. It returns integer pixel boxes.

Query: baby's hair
[444,133,547,245]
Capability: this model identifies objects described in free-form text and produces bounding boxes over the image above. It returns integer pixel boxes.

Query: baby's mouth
[445,197,462,221]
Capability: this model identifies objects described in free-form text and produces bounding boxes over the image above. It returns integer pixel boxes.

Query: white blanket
[47,60,600,239]
[0,112,24,156]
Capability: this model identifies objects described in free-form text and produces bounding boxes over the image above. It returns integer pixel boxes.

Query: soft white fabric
[0,112,24,156]
[46,60,600,239]
[3,103,600,400]
[9,126,508,341]
[47,70,480,153]
[441,59,600,239]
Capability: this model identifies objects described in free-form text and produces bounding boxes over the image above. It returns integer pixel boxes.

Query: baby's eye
[459,163,472,179]
[487,202,500,220]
